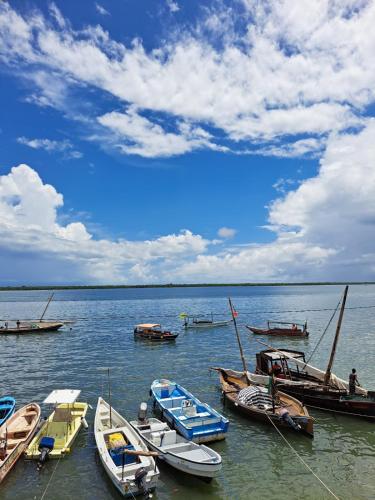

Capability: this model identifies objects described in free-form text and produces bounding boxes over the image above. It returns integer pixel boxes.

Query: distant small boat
[150,379,229,443]
[0,321,64,335]
[184,318,233,329]
[130,403,222,481]
[0,397,16,427]
[134,324,178,341]
[0,403,41,483]
[213,367,314,437]
[95,397,159,498]
[25,390,88,465]
[246,320,309,338]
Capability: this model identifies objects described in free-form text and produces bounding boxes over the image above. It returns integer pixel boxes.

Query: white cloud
[17,137,82,159]
[176,120,375,281]
[166,0,180,13]
[218,227,237,238]
[1,1,374,157]
[97,107,225,157]
[0,164,212,283]
[95,3,110,16]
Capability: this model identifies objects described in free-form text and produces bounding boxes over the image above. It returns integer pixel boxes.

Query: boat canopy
[263,350,305,361]
[136,323,161,329]
[44,389,81,404]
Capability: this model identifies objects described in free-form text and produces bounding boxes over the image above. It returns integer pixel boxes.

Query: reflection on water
[1,285,375,499]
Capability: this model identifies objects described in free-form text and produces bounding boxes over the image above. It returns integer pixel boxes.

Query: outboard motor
[37,436,55,470]
[138,402,148,424]
[134,467,150,497]
[279,408,301,432]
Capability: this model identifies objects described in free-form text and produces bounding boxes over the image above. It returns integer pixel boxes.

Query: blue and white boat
[0,396,16,427]
[150,380,229,443]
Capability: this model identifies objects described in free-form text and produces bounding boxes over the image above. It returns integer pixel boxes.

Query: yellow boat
[25,390,88,461]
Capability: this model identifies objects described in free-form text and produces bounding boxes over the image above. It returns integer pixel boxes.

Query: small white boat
[95,397,159,498]
[130,403,222,481]
[181,314,232,329]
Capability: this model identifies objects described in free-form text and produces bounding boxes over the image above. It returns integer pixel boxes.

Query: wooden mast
[228,297,250,384]
[39,293,54,322]
[323,285,349,386]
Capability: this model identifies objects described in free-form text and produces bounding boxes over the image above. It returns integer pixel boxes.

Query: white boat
[130,403,222,481]
[182,314,233,329]
[94,397,159,498]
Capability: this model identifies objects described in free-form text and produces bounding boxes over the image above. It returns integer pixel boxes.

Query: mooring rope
[265,414,340,500]
[305,298,341,366]
[40,457,61,500]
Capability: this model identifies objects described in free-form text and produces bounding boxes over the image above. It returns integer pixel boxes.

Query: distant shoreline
[0,281,375,291]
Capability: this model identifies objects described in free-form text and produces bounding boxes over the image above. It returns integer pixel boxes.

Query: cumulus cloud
[176,121,375,282]
[0,164,212,283]
[218,227,237,238]
[1,1,374,157]
[17,137,82,159]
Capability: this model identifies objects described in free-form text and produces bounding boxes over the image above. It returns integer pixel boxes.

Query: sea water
[0,285,374,500]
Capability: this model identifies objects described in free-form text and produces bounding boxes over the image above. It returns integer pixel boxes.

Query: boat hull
[95,398,159,498]
[0,322,64,335]
[184,320,232,329]
[0,403,41,483]
[214,368,314,437]
[246,326,308,337]
[277,385,375,419]
[25,402,88,459]
[130,419,221,480]
[151,380,229,444]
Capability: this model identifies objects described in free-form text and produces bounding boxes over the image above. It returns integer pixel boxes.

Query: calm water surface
[1,285,375,500]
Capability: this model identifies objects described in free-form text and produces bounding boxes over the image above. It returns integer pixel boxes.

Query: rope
[2,303,375,323]
[265,414,340,499]
[40,457,61,500]
[305,298,341,366]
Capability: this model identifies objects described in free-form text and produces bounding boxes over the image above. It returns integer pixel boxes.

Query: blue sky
[0,0,374,284]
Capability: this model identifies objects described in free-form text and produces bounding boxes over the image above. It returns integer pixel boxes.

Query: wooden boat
[0,321,64,335]
[134,324,178,341]
[0,294,64,335]
[0,403,41,483]
[255,287,375,419]
[0,397,15,427]
[25,390,88,464]
[95,397,159,498]
[150,379,229,444]
[181,313,232,329]
[246,320,308,337]
[213,367,314,437]
[130,403,222,481]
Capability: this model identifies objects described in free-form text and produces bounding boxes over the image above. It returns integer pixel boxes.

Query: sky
[0,0,375,285]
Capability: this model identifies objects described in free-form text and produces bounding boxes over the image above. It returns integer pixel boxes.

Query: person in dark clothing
[349,368,359,395]
[16,320,20,329]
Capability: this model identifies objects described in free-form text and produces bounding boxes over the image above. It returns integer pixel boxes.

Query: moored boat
[255,287,375,419]
[130,402,222,481]
[180,313,232,329]
[0,403,41,483]
[0,397,16,427]
[213,367,314,437]
[246,321,309,338]
[0,321,64,335]
[25,390,88,465]
[134,324,178,341]
[95,397,159,498]
[150,379,229,443]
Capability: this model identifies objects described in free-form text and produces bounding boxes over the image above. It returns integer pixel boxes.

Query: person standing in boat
[349,368,360,395]
[16,320,20,329]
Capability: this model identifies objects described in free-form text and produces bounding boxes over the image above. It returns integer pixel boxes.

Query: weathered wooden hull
[246,326,308,337]
[0,403,41,483]
[215,368,314,437]
[276,384,375,419]
[0,322,63,335]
